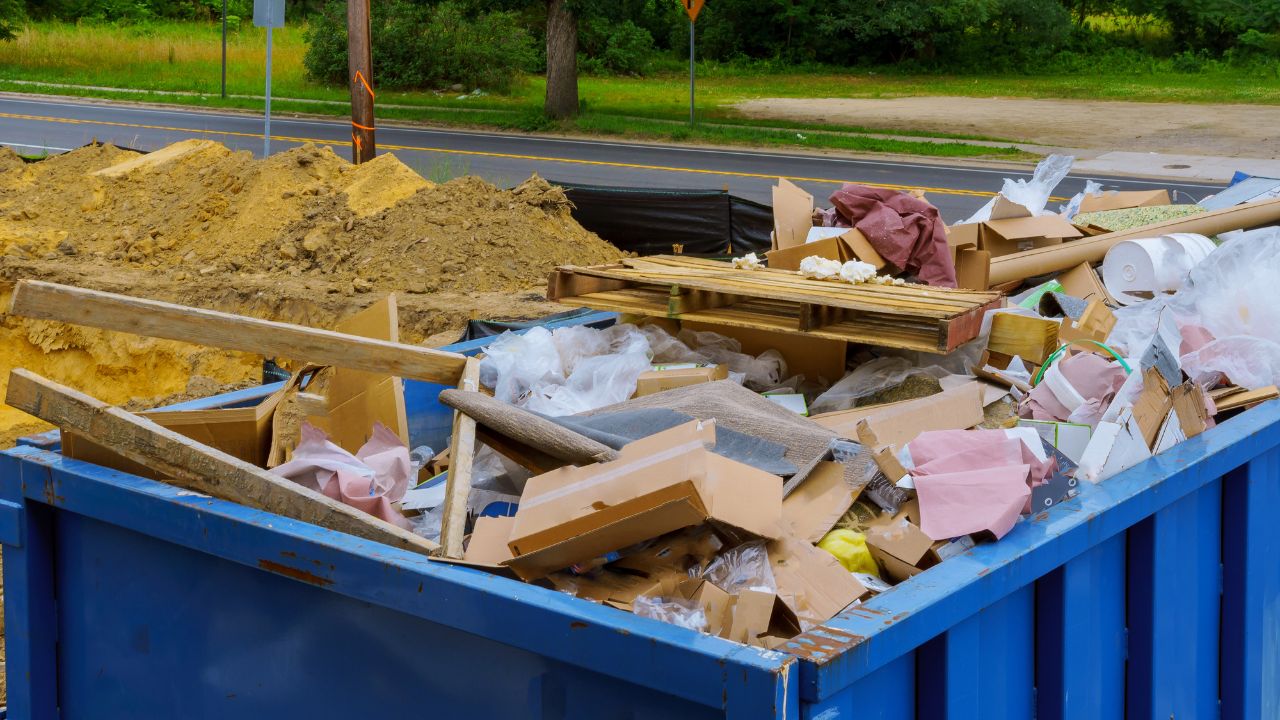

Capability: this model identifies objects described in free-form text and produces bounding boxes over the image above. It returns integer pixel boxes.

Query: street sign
[683,0,705,22]
[253,0,284,28]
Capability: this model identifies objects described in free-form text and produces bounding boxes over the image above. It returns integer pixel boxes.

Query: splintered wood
[548,256,1003,353]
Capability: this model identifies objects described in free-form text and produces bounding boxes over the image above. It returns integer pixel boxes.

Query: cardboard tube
[988,197,1280,286]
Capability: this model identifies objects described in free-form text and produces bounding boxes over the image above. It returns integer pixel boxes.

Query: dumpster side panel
[54,512,722,720]
[1034,533,1126,720]
[0,446,794,720]
[1222,448,1280,720]
[1126,478,1223,719]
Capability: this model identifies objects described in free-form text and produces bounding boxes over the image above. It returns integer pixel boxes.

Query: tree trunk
[544,0,579,119]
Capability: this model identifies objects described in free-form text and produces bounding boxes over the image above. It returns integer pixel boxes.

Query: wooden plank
[547,269,629,302]
[1215,386,1279,412]
[667,288,746,316]
[9,280,467,386]
[5,369,438,555]
[439,357,481,559]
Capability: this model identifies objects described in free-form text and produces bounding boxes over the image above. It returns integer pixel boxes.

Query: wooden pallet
[548,256,1004,353]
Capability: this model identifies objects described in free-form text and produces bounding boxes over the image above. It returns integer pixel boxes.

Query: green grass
[2,20,1276,160]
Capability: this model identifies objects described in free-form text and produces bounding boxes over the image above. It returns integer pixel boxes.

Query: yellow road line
[0,109,1034,200]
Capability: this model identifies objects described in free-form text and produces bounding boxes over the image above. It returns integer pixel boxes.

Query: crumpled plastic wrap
[677,328,787,389]
[478,325,652,416]
[699,540,777,595]
[632,595,709,632]
[963,154,1074,224]
[1107,228,1280,390]
[1059,179,1103,220]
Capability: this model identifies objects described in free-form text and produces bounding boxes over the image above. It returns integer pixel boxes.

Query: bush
[303,0,535,92]
[579,18,655,75]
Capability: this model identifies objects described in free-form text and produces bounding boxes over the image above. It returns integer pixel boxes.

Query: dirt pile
[0,140,621,446]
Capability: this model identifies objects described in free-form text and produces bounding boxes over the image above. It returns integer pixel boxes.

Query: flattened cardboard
[462,515,517,565]
[782,461,857,543]
[1056,262,1116,305]
[308,296,410,453]
[1214,385,1279,413]
[1133,367,1173,449]
[1170,382,1209,438]
[772,178,813,249]
[930,535,976,563]
[633,364,729,397]
[728,589,776,645]
[681,320,847,383]
[855,381,984,449]
[1078,408,1152,483]
[504,420,783,580]
[768,535,867,629]
[1078,189,1171,213]
[946,223,980,252]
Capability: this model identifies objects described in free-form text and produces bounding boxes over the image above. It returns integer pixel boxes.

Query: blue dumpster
[2,312,1278,719]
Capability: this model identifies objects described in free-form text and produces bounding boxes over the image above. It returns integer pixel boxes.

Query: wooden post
[439,357,481,558]
[346,0,376,163]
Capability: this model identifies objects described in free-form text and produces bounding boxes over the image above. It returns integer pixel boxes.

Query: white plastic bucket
[1102,232,1216,305]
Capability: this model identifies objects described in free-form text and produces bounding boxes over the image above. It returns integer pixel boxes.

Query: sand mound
[0,140,621,446]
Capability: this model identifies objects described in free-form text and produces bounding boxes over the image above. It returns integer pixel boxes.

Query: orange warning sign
[683,0,705,22]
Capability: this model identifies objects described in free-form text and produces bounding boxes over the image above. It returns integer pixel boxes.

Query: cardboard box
[62,390,283,477]
[782,461,857,543]
[1056,262,1116,305]
[633,364,729,397]
[864,515,934,566]
[980,215,1084,257]
[955,248,991,290]
[1078,189,1171,214]
[504,420,783,580]
[767,178,885,268]
[462,515,517,565]
[766,228,886,272]
[680,320,847,384]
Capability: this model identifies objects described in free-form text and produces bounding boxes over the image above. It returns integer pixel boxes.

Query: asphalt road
[0,95,1226,223]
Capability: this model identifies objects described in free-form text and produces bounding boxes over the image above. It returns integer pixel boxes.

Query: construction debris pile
[5,143,1280,651]
[0,140,621,445]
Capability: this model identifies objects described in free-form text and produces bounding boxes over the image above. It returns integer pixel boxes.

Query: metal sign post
[682,0,705,125]
[253,0,285,157]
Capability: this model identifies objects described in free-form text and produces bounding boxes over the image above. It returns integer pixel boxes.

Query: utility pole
[221,0,227,99]
[347,0,376,164]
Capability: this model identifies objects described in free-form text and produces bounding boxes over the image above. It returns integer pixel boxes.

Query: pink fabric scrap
[826,184,957,287]
[271,422,412,529]
[908,428,1058,526]
[1021,351,1128,423]
[915,465,1032,540]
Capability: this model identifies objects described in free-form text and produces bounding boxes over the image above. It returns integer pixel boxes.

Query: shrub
[303,0,535,92]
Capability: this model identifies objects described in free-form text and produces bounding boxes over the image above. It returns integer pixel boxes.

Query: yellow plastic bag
[818,528,880,576]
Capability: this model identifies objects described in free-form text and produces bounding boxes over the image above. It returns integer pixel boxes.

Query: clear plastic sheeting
[1108,227,1280,390]
[632,595,709,632]
[699,540,777,595]
[810,357,949,414]
[963,154,1075,224]
[1060,179,1104,220]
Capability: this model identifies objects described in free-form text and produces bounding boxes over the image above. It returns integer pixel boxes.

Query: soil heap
[0,140,623,445]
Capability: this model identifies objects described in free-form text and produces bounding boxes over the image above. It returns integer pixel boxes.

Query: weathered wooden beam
[6,369,438,555]
[439,357,481,559]
[8,280,467,386]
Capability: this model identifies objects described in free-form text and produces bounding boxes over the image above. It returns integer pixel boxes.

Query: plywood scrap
[1213,385,1279,413]
[988,313,1061,364]
[6,369,437,555]
[8,280,467,385]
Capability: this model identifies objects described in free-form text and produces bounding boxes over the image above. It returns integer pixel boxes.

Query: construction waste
[0,140,621,446]
[5,145,1280,651]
